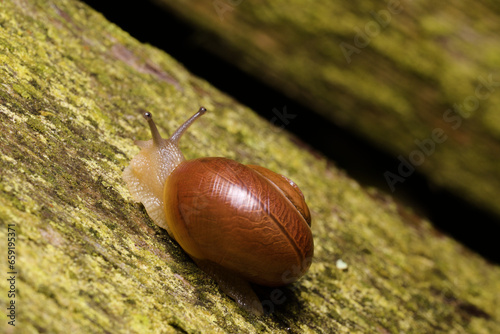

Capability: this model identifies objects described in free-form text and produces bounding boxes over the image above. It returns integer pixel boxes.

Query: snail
[123,107,314,315]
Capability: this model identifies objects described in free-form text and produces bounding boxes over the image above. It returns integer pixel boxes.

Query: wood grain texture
[164,157,314,286]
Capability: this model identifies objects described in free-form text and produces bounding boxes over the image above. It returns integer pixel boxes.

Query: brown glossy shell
[246,164,311,227]
[163,157,314,286]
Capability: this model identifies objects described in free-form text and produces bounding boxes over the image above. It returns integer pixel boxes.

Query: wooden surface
[0,0,499,333]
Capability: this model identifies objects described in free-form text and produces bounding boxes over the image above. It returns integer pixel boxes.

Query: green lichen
[0,0,499,333]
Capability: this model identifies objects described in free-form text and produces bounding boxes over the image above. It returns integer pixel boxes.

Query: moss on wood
[0,0,499,333]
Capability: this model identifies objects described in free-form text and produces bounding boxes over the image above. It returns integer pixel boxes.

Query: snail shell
[123,107,314,314]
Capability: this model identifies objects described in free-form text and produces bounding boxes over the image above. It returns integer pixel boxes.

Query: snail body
[123,107,314,314]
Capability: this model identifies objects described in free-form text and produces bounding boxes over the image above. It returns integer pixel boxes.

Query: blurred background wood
[146,0,500,222]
